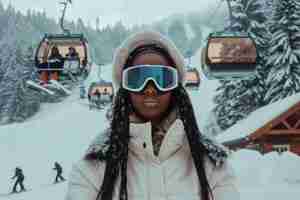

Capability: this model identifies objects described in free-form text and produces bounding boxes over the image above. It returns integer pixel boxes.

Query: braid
[96,88,131,200]
[173,85,214,200]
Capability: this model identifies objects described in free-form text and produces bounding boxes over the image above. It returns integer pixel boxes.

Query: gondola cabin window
[91,86,113,95]
[185,71,199,83]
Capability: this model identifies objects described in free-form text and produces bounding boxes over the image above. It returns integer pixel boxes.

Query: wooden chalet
[217,93,300,156]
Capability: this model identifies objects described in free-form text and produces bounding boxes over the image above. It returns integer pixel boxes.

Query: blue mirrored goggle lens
[124,66,177,91]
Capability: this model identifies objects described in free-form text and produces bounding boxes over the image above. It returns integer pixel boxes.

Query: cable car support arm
[59,0,72,35]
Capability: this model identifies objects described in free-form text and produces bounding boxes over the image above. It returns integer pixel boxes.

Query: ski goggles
[122,65,178,92]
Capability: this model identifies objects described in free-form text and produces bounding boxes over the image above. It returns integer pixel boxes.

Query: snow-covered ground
[1,62,300,199]
[229,150,300,200]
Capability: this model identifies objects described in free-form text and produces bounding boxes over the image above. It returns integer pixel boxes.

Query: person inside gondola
[66,47,79,60]
[101,88,111,104]
[47,46,64,81]
[92,89,102,109]
[94,89,101,101]
[40,45,64,84]
[65,46,81,74]
[48,46,64,65]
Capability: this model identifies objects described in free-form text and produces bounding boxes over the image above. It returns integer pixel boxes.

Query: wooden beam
[268,129,300,135]
[294,119,300,129]
[282,120,292,129]
[250,102,300,140]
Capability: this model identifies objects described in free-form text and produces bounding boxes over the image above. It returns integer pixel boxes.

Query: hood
[85,125,229,167]
[112,30,186,91]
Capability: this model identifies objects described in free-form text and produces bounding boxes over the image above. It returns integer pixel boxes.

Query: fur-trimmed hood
[85,122,229,167]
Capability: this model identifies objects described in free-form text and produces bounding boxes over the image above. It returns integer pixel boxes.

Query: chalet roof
[89,80,113,87]
[216,92,300,143]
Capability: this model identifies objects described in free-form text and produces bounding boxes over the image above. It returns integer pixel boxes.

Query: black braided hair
[95,88,131,200]
[172,85,214,200]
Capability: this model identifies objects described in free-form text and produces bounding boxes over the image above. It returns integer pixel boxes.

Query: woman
[66,30,239,200]
[48,46,64,62]
[66,46,79,60]
[48,46,64,81]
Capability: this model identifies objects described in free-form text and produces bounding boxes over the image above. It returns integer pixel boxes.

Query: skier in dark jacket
[53,162,65,183]
[11,167,26,193]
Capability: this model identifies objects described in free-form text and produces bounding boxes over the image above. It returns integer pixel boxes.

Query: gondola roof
[42,33,88,43]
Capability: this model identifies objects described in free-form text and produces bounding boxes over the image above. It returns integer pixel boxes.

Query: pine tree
[264,0,300,104]
[290,0,300,52]
[0,16,18,83]
[0,17,21,123]
[0,16,40,124]
[213,0,269,130]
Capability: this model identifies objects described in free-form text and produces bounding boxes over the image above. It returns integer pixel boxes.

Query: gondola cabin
[201,32,257,80]
[35,34,90,84]
[88,81,114,103]
[184,68,201,89]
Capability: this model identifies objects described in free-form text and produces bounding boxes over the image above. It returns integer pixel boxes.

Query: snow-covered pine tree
[0,17,19,83]
[0,16,41,124]
[264,0,300,104]
[0,28,20,123]
[213,0,269,130]
[12,46,40,122]
[264,0,277,23]
[290,0,300,53]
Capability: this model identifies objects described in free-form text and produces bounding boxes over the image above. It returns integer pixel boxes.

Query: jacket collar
[85,112,229,167]
[128,114,185,163]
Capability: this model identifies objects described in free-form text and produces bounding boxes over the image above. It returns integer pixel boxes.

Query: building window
[273,144,290,153]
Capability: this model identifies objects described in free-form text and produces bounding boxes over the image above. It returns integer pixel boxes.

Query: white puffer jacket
[65,113,239,200]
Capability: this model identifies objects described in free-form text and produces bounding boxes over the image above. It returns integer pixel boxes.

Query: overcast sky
[2,0,221,28]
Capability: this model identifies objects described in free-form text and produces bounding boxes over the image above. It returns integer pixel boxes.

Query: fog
[3,0,220,27]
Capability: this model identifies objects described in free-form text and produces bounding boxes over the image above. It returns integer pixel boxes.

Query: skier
[66,30,239,200]
[11,167,26,193]
[48,46,64,81]
[53,162,65,183]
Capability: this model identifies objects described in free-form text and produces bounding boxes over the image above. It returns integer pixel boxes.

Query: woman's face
[129,53,173,122]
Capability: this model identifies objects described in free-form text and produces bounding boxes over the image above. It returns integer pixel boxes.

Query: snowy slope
[229,150,300,200]
[0,183,67,200]
[0,64,110,197]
